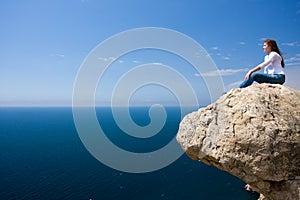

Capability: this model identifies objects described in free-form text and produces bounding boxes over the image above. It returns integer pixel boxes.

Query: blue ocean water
[0,107,259,200]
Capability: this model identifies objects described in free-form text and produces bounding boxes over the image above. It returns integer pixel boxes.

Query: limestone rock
[176,84,300,200]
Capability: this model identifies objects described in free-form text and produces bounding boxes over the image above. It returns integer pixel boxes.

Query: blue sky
[1,0,300,107]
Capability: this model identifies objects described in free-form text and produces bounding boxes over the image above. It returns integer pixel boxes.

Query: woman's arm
[244,65,261,80]
[257,52,281,68]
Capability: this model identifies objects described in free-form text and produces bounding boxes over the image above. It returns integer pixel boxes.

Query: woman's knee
[251,73,269,83]
[250,73,260,81]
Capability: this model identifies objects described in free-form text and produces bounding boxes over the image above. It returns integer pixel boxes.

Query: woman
[239,39,285,88]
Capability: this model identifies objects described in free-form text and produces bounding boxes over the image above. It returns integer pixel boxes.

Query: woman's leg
[239,73,285,88]
[239,73,255,88]
[254,73,285,85]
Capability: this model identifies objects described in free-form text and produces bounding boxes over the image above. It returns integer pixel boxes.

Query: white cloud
[286,62,300,67]
[151,62,164,65]
[239,42,246,45]
[97,57,117,62]
[208,48,230,60]
[50,54,65,58]
[210,46,220,51]
[281,41,300,47]
[259,37,268,41]
[285,54,300,66]
[195,68,248,77]
[222,56,231,60]
[257,38,269,46]
[285,56,300,62]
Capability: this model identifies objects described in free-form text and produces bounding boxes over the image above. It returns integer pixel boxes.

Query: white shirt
[258,51,284,75]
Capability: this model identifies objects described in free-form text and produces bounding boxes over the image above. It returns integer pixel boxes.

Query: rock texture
[176,84,300,200]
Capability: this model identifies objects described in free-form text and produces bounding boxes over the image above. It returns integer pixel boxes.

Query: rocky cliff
[176,84,300,200]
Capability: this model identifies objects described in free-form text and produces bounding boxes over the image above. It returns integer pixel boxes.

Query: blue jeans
[239,73,285,88]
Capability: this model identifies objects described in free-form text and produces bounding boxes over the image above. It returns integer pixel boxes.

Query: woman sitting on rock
[239,39,285,88]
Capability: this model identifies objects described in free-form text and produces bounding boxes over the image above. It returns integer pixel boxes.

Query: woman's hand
[244,66,261,80]
[244,70,252,80]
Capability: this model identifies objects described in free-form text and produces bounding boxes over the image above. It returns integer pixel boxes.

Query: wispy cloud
[50,54,65,58]
[259,37,268,41]
[286,62,300,67]
[257,38,268,46]
[210,46,220,51]
[97,57,117,62]
[281,41,300,47]
[151,62,164,65]
[239,41,246,45]
[195,68,248,77]
[208,46,230,60]
[285,54,300,61]
[222,56,231,60]
[285,53,300,67]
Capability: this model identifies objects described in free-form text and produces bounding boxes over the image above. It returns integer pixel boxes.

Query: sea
[0,107,259,200]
